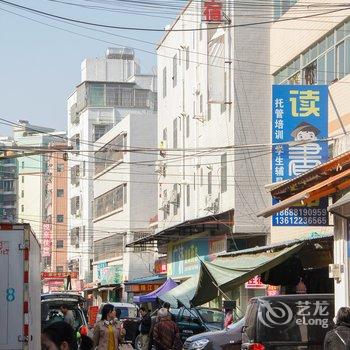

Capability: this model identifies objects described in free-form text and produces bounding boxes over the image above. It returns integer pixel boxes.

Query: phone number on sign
[278,208,327,217]
[274,216,328,225]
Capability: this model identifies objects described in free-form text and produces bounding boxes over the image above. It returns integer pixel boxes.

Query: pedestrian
[93,304,123,350]
[60,304,76,328]
[79,301,88,323]
[324,307,350,349]
[162,302,176,322]
[42,321,93,350]
[139,307,152,350]
[153,308,182,350]
[223,308,233,328]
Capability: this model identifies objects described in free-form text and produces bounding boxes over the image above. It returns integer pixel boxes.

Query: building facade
[92,111,158,303]
[0,136,17,222]
[67,48,157,285]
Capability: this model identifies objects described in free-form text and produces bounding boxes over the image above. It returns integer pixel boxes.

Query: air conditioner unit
[205,194,214,209]
[159,199,170,212]
[155,161,166,176]
[76,209,81,217]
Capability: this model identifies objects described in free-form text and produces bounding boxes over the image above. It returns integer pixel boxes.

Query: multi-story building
[13,120,65,265]
[128,0,271,309]
[47,142,68,273]
[67,48,157,285]
[0,136,17,222]
[92,110,157,303]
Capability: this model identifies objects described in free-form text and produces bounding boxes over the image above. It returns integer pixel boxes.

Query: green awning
[191,243,304,306]
[158,275,199,308]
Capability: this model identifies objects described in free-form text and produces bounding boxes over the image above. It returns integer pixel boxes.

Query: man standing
[153,308,182,350]
[60,304,75,328]
[139,307,152,350]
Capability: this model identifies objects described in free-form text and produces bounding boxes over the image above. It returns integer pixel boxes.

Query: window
[208,171,212,195]
[57,215,64,223]
[186,184,190,207]
[173,118,178,149]
[57,164,64,172]
[95,134,126,175]
[123,184,127,204]
[275,18,350,84]
[82,226,86,242]
[21,190,24,198]
[186,115,190,138]
[56,240,64,249]
[70,196,80,216]
[163,128,167,141]
[71,165,80,186]
[83,161,86,177]
[173,184,179,216]
[93,124,112,142]
[173,54,177,87]
[163,67,167,98]
[21,205,24,213]
[93,184,126,219]
[57,189,64,197]
[221,153,227,193]
[21,176,24,183]
[200,94,203,114]
[186,47,190,70]
[89,83,105,107]
[21,161,24,169]
[56,266,64,273]
[200,168,203,186]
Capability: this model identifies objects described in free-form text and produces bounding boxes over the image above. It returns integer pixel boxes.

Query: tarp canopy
[158,275,199,308]
[191,243,304,306]
[133,278,178,304]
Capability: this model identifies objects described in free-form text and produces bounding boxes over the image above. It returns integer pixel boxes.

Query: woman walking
[324,307,350,349]
[93,304,123,350]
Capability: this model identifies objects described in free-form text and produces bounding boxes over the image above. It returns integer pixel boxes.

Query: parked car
[95,302,139,322]
[183,317,244,350]
[171,306,224,341]
[41,292,89,336]
[241,294,334,349]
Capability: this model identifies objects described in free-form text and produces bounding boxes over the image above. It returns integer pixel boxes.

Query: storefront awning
[158,275,199,308]
[133,278,178,304]
[124,274,167,285]
[257,168,350,218]
[191,243,304,306]
[328,191,350,218]
[126,209,234,248]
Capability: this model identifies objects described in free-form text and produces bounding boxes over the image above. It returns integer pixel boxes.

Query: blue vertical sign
[272,85,328,226]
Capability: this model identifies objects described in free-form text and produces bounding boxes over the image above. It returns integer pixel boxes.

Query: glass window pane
[344,21,350,38]
[89,84,105,107]
[309,45,318,61]
[317,55,326,85]
[327,33,335,49]
[337,42,345,79]
[337,24,345,42]
[346,38,350,75]
[318,37,327,55]
[326,49,335,84]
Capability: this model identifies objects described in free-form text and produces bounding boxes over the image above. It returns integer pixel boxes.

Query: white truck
[0,223,41,350]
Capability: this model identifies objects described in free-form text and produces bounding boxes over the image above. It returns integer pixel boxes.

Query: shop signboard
[272,85,328,226]
[42,223,52,257]
[266,285,281,296]
[154,257,167,274]
[167,235,226,278]
[41,271,78,280]
[202,0,224,23]
[245,276,266,289]
[88,306,99,327]
[99,265,123,286]
[97,262,108,280]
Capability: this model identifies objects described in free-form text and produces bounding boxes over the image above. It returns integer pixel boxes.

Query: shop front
[96,263,123,304]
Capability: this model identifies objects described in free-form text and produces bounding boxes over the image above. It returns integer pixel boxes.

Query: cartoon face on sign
[291,122,320,142]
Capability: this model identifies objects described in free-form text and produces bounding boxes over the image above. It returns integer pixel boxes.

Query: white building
[67,48,157,284]
[92,110,157,303]
[127,0,272,309]
[13,120,66,269]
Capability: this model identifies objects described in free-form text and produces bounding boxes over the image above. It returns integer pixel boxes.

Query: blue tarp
[133,278,178,304]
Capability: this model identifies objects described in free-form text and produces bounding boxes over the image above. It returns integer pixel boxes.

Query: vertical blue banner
[272,85,328,226]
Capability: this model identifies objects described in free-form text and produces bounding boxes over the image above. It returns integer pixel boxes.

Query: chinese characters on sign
[245,276,266,289]
[202,0,224,22]
[42,223,52,257]
[272,85,328,226]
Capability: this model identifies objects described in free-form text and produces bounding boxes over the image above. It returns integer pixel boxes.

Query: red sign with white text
[41,271,78,280]
[245,276,267,289]
[202,0,224,23]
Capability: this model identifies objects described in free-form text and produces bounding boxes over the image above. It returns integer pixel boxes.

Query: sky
[0,0,172,136]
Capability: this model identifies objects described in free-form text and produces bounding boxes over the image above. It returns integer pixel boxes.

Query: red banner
[88,306,99,326]
[42,223,52,257]
[245,276,267,289]
[41,271,78,280]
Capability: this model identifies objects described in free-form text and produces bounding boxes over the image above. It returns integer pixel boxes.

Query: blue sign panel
[272,85,328,226]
